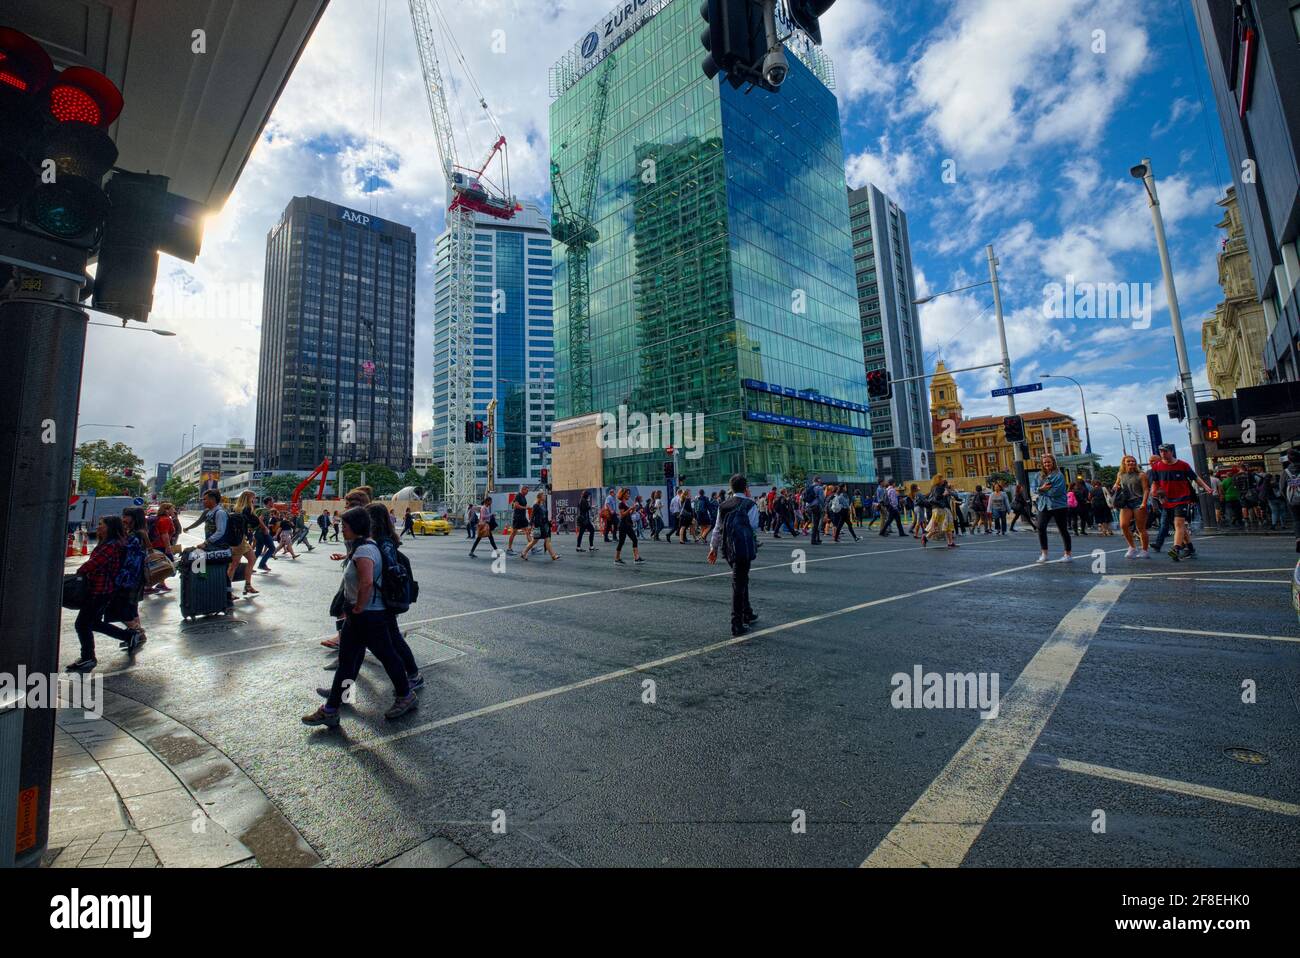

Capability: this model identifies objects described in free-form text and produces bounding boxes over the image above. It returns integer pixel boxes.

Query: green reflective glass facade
[551,0,874,487]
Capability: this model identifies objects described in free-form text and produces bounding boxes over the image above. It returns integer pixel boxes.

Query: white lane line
[861,576,1130,869]
[1179,577,1290,583]
[1106,567,1292,579]
[1119,624,1300,644]
[1030,754,1300,817]
[347,549,1104,754]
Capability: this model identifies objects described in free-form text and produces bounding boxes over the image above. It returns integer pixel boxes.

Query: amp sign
[339,207,381,229]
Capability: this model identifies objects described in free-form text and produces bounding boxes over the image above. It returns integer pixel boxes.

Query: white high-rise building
[432,203,553,492]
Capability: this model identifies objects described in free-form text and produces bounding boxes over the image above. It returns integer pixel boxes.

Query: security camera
[762,48,788,87]
[1129,163,1149,179]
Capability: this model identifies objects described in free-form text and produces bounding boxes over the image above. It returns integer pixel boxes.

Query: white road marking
[1119,624,1300,644]
[1106,567,1292,579]
[347,550,1116,754]
[1178,577,1290,584]
[1031,754,1300,817]
[860,576,1130,868]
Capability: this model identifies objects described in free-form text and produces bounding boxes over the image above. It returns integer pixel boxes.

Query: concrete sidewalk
[47,687,320,868]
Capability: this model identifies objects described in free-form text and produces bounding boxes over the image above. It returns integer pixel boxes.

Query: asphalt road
[60,518,1300,867]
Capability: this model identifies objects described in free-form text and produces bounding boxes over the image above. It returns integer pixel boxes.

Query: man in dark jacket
[708,474,760,637]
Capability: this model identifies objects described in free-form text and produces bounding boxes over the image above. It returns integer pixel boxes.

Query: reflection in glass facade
[550,0,874,487]
[255,196,415,472]
[432,204,553,488]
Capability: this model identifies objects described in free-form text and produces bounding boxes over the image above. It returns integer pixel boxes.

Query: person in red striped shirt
[1150,444,1214,561]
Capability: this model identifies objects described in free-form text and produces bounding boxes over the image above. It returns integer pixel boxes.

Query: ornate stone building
[928,361,1081,492]
[1202,188,1269,399]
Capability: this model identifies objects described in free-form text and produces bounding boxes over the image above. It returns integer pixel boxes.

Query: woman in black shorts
[469,496,498,557]
[614,488,644,565]
[521,492,559,561]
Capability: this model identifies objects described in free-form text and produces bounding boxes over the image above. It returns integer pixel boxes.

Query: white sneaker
[1036,553,1048,563]
[1124,547,1136,559]
[1137,549,1149,558]
[1062,553,1073,562]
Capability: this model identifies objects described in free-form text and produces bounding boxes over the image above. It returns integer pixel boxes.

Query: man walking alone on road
[805,475,825,545]
[708,474,759,637]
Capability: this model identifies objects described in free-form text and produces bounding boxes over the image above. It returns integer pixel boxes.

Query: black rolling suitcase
[179,548,232,618]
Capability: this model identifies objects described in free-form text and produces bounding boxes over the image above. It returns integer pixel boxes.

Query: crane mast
[408,0,476,515]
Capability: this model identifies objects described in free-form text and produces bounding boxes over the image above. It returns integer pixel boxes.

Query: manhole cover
[1224,747,1269,765]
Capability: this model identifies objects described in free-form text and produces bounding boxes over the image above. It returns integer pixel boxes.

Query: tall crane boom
[407,0,476,516]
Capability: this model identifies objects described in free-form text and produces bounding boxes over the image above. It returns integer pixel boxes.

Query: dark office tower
[1192,1,1300,382]
[255,196,416,472]
[849,183,933,483]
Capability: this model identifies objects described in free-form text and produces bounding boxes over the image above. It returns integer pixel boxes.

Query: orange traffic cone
[80,527,89,555]
[66,534,76,557]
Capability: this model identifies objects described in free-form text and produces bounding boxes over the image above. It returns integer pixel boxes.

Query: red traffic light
[0,27,54,94]
[47,66,123,128]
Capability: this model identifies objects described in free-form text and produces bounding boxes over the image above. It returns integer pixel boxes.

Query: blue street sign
[132,497,145,506]
[991,382,1043,398]
[1147,413,1163,453]
[536,441,560,448]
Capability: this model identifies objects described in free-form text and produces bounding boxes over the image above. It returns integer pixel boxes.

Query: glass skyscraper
[549,0,874,489]
[431,203,554,489]
[254,196,415,472]
[849,183,932,483]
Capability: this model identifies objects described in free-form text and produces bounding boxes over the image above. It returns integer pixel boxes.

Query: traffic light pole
[1137,159,1217,529]
[0,268,89,868]
[988,245,1030,494]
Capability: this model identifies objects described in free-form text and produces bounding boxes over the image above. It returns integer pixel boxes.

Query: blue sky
[79,0,1236,475]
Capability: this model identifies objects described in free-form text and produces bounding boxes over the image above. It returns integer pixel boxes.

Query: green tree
[399,466,425,491]
[987,470,1015,487]
[77,465,118,497]
[161,476,199,506]
[338,463,401,498]
[785,465,808,489]
[1095,465,1118,487]
[261,474,301,502]
[76,439,145,493]
[420,464,445,501]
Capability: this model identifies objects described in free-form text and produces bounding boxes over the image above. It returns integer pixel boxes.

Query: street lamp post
[1042,374,1093,462]
[1131,157,1216,528]
[1095,412,1127,457]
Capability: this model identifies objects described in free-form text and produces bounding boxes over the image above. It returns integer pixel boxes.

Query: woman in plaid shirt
[67,516,143,672]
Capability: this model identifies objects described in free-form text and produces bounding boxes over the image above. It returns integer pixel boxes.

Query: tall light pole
[987,245,1030,493]
[1131,158,1216,527]
[1095,411,1126,457]
[1042,374,1093,461]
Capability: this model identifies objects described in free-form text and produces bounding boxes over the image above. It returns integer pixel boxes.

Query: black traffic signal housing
[92,171,206,322]
[700,0,764,90]
[663,459,675,480]
[1003,415,1025,445]
[866,368,891,401]
[1200,416,1219,441]
[1165,391,1186,422]
[0,29,121,251]
[463,421,475,443]
[473,421,487,443]
[787,0,837,45]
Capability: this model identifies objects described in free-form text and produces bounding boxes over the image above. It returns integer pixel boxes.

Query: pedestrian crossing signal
[866,369,891,401]
[663,460,675,479]
[1003,415,1025,444]
[1200,416,1219,441]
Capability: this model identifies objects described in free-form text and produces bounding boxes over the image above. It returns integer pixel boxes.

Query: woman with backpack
[521,491,560,561]
[469,495,499,558]
[1010,483,1034,532]
[921,476,956,549]
[66,516,144,672]
[677,488,695,544]
[117,506,152,643]
[363,503,423,693]
[303,507,417,728]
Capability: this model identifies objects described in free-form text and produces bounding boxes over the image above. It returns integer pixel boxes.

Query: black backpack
[378,539,417,614]
[721,501,758,566]
[221,510,247,546]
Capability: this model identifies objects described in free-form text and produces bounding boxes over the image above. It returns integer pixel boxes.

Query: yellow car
[412,512,451,536]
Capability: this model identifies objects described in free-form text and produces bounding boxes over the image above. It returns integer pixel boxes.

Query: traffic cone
[66,534,76,557]
[79,526,89,555]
